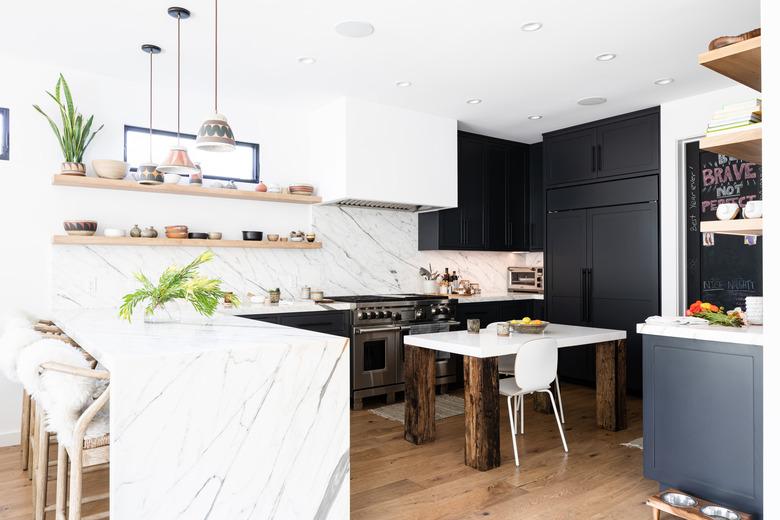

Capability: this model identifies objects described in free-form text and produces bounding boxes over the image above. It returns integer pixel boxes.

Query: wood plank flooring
[351,384,659,519]
[0,384,657,519]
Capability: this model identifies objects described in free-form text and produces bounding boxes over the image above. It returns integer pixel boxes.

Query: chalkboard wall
[685,142,762,311]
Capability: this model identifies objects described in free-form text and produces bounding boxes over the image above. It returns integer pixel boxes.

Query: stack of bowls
[289,183,315,196]
[165,225,188,239]
[745,297,763,325]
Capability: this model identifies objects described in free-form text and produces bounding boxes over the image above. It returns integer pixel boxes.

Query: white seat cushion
[499,377,550,397]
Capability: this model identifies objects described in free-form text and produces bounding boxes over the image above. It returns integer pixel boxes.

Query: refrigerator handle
[587,268,593,322]
[581,268,587,322]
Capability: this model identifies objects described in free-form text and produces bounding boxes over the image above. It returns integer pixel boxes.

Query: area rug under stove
[369,394,465,423]
[620,437,644,450]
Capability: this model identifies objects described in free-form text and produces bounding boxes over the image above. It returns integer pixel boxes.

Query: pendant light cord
[214,0,218,114]
[177,14,181,146]
[149,50,154,162]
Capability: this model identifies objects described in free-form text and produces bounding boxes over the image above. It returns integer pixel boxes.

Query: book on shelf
[704,122,762,137]
[705,98,762,134]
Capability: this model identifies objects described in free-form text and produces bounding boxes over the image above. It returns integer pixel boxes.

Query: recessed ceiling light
[521,22,543,32]
[395,81,412,88]
[334,21,375,38]
[654,77,675,86]
[466,98,483,105]
[528,115,543,120]
[596,53,617,61]
[577,96,607,106]
[297,56,316,65]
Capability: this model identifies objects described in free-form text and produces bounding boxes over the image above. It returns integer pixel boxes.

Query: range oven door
[401,322,458,381]
[352,326,401,391]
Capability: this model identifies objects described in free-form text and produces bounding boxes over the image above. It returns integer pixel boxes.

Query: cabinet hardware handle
[587,268,593,322]
[591,146,596,172]
[597,145,602,172]
[581,268,587,322]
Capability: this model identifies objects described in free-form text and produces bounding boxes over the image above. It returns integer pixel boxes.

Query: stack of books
[706,99,762,134]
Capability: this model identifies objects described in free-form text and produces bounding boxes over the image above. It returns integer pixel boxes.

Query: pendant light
[137,44,164,184]
[158,6,197,174]
[195,0,236,152]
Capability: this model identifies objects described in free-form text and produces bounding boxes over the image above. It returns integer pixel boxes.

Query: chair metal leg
[55,444,68,520]
[545,389,568,453]
[512,396,519,435]
[554,376,565,423]
[520,394,525,435]
[506,396,519,467]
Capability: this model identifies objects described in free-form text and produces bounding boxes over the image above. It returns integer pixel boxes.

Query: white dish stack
[745,297,763,325]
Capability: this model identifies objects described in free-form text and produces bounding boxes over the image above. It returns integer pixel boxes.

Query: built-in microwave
[507,266,544,293]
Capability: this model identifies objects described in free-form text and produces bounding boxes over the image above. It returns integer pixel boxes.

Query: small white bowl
[104,228,125,238]
[743,200,763,219]
[716,203,740,221]
[164,173,182,184]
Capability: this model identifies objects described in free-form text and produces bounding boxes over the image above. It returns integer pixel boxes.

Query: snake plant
[33,74,104,163]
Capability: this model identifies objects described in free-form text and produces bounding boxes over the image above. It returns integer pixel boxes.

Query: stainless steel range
[328,294,458,409]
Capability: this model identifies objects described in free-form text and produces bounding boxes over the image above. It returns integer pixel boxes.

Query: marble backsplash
[52,206,542,309]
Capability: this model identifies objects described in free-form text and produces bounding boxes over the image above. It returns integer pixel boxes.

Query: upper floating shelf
[699,125,762,164]
[53,235,323,249]
[700,218,763,236]
[698,36,761,92]
[52,175,322,204]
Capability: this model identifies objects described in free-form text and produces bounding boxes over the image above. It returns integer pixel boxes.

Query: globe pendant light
[158,6,197,174]
[195,0,236,152]
[137,44,164,184]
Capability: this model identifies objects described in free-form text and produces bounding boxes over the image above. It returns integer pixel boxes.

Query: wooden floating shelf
[699,125,762,164]
[53,235,323,249]
[699,36,761,91]
[52,175,322,204]
[700,218,763,236]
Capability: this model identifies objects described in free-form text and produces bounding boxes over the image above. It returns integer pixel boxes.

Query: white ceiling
[4,0,760,142]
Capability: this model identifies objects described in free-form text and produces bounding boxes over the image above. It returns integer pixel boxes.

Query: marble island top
[637,321,763,346]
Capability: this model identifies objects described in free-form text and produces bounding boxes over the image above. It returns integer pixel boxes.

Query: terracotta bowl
[63,220,98,236]
[166,232,188,239]
[165,225,189,232]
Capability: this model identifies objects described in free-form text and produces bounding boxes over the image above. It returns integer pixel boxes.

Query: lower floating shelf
[52,235,323,249]
[699,125,762,164]
[700,218,763,236]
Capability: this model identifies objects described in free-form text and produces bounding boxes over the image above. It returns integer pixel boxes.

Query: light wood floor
[351,384,659,519]
[0,384,656,519]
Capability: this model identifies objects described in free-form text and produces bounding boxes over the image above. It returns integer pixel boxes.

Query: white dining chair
[499,337,568,467]
[487,322,565,430]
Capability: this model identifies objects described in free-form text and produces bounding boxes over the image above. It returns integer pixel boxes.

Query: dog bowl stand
[646,489,752,520]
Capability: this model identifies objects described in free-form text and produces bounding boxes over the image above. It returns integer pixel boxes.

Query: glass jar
[144,301,182,324]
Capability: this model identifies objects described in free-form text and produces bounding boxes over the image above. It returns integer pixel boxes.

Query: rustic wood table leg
[532,382,560,415]
[463,356,500,471]
[404,345,436,444]
[595,339,627,431]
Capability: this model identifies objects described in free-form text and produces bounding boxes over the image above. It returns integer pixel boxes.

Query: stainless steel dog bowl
[701,505,740,520]
[660,492,697,508]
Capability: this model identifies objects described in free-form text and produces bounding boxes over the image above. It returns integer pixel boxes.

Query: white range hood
[308,98,458,212]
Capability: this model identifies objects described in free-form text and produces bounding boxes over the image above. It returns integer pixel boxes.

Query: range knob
[437,306,450,315]
[415,308,425,319]
[382,311,392,319]
[369,311,377,319]
[358,311,368,320]
[393,312,402,320]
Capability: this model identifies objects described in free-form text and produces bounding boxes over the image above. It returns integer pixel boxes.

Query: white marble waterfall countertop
[452,292,544,303]
[219,300,353,316]
[637,322,763,346]
[54,308,350,520]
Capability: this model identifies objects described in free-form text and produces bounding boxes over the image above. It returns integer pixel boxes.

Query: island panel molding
[53,235,323,249]
[52,174,322,204]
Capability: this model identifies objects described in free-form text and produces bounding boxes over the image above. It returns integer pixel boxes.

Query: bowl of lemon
[509,317,549,334]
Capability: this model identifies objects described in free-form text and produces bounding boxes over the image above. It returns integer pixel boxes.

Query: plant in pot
[419,264,441,295]
[119,250,237,323]
[33,74,104,176]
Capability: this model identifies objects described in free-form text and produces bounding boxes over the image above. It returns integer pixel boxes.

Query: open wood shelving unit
[700,218,763,236]
[699,125,762,165]
[698,36,761,91]
[52,175,322,204]
[53,235,322,249]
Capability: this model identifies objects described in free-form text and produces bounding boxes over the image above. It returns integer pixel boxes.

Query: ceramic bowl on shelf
[242,231,264,241]
[165,225,188,233]
[104,228,125,238]
[166,232,188,239]
[63,220,98,236]
[92,160,129,180]
[188,232,209,240]
[716,203,740,221]
[208,232,222,240]
[267,234,280,242]
[266,183,282,193]
[305,233,316,243]
[743,200,763,219]
[164,173,182,184]
[289,183,315,195]
[279,236,289,242]
[136,163,164,185]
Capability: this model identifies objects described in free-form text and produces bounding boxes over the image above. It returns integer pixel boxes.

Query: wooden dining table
[403,323,627,471]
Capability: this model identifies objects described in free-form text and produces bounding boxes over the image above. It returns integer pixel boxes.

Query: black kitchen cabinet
[544,107,659,188]
[241,311,350,337]
[454,302,499,329]
[498,300,533,322]
[419,132,529,251]
[528,142,544,251]
[532,299,545,320]
[546,201,659,393]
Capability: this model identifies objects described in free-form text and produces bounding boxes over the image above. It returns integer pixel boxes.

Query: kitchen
[0,1,778,519]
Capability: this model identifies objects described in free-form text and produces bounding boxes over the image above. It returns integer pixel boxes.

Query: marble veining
[54,309,350,519]
[637,322,763,346]
[52,206,542,309]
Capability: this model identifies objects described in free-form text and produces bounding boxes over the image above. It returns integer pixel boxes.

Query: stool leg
[55,444,68,520]
[33,414,48,520]
[21,391,31,471]
[652,507,660,520]
[28,401,36,480]
[68,444,84,520]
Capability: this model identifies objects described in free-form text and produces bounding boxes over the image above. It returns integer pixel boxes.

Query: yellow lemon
[522,317,531,324]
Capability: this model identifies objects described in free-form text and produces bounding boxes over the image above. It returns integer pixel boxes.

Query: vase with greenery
[33,74,104,175]
[119,250,235,323]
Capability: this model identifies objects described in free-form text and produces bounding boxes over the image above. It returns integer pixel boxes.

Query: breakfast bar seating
[403,323,627,471]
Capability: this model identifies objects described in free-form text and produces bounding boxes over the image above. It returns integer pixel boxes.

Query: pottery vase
[423,279,439,295]
[141,226,158,238]
[256,181,268,192]
[61,162,86,176]
[129,224,142,238]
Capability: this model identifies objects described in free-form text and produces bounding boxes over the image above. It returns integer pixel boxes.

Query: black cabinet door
[455,302,499,329]
[588,202,659,394]
[505,145,529,250]
[596,113,660,178]
[437,208,463,249]
[485,143,509,250]
[498,300,533,322]
[546,209,593,384]
[544,128,596,186]
[532,299,545,321]
[459,136,486,249]
[528,143,544,251]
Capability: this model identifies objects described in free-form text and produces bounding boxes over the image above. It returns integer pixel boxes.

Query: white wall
[659,84,758,315]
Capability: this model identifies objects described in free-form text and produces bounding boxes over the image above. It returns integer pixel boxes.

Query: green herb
[33,74,104,163]
[693,310,744,327]
[119,250,236,322]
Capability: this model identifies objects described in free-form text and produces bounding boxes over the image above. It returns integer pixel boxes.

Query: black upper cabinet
[544,107,660,188]
[419,131,529,251]
[528,142,544,251]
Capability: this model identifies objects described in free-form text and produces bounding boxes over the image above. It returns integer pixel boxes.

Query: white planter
[422,279,439,295]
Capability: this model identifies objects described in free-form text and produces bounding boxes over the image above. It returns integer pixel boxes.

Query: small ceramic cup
[467,319,481,334]
[743,200,763,219]
[716,203,740,221]
[496,322,511,336]
[310,290,325,302]
[267,234,280,242]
